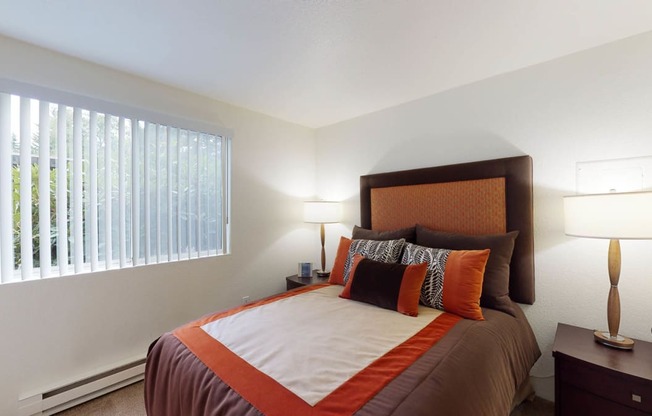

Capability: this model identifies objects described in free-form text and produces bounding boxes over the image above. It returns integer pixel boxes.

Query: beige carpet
[511,396,555,416]
[54,382,145,416]
[55,381,554,415]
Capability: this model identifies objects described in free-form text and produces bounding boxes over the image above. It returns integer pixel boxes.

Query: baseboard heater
[18,357,146,416]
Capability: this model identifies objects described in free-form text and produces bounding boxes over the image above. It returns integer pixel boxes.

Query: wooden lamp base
[594,330,634,350]
[595,239,635,350]
[317,223,330,278]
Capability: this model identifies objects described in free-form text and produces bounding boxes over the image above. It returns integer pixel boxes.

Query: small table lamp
[304,201,342,277]
[564,191,652,350]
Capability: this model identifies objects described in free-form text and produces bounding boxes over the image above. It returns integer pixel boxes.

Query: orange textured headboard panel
[360,156,534,305]
[371,178,506,235]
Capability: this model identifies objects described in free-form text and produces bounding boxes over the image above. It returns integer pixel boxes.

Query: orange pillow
[401,243,489,320]
[340,254,428,317]
[328,236,353,285]
[441,250,489,320]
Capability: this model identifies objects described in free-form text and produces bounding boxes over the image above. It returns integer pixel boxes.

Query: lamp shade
[564,191,652,239]
[304,201,341,224]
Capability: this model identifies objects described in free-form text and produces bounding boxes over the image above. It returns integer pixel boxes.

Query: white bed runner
[201,285,442,406]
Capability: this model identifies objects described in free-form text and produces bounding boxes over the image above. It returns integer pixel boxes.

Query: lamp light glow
[304,201,342,224]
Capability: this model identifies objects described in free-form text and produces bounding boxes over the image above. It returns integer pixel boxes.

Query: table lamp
[564,191,652,349]
[304,201,341,277]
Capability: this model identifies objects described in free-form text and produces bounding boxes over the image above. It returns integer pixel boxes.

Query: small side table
[285,271,329,291]
[552,322,652,415]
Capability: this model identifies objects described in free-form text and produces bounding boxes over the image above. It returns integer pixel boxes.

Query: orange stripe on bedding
[174,325,308,414]
[174,287,461,416]
[316,312,461,415]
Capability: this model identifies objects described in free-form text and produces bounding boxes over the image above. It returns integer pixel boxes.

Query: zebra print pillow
[341,238,406,284]
[401,243,489,320]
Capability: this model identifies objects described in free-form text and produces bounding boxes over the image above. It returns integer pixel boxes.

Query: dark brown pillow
[352,225,416,243]
[339,254,428,317]
[415,224,518,316]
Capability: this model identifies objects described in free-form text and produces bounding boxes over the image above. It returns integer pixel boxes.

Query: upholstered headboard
[360,156,534,305]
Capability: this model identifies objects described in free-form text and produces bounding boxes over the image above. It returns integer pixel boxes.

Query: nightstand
[285,271,329,291]
[553,323,652,415]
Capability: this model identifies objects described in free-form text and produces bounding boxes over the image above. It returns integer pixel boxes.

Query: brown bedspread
[145,300,540,416]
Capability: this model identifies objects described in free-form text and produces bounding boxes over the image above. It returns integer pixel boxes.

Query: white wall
[316,31,652,401]
[0,35,319,415]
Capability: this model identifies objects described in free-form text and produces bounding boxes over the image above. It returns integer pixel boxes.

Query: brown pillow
[340,254,428,317]
[415,224,518,316]
[352,225,416,243]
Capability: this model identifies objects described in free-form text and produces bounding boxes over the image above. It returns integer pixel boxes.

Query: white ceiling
[2,1,652,128]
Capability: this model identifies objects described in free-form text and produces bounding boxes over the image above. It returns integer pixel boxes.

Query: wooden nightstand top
[553,323,652,382]
[285,271,329,290]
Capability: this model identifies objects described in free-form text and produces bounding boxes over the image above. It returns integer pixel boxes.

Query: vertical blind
[0,90,230,284]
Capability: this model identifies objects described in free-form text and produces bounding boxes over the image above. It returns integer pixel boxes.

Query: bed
[144,155,541,416]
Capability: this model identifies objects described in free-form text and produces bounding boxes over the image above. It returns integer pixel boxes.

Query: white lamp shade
[564,191,652,239]
[304,201,341,224]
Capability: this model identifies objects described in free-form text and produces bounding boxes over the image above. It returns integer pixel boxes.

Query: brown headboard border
[360,156,534,305]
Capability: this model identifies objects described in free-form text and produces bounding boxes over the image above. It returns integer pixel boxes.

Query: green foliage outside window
[11,164,68,270]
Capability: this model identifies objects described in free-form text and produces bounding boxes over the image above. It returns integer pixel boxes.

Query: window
[0,81,231,283]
